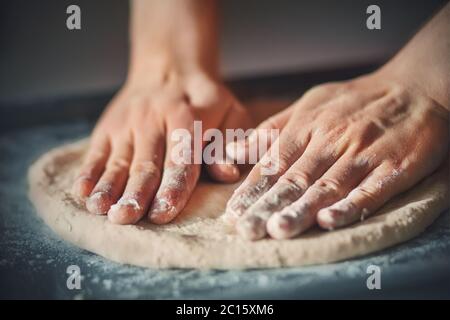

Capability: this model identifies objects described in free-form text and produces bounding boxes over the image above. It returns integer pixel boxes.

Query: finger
[225,124,310,223]
[148,113,201,224]
[236,181,304,240]
[85,137,132,215]
[108,132,164,224]
[316,122,450,230]
[148,164,200,224]
[266,153,374,239]
[316,161,420,229]
[72,135,110,199]
[225,105,293,163]
[224,83,337,164]
[236,138,339,240]
[206,103,253,183]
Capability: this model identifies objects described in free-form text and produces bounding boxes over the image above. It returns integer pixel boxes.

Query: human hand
[72,67,249,225]
[226,72,448,240]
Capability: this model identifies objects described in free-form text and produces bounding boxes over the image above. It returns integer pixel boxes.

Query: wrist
[126,50,218,88]
[377,57,450,111]
[128,0,219,85]
[376,5,450,110]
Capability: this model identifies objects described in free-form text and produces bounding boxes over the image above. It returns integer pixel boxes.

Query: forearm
[129,0,219,79]
[381,3,450,109]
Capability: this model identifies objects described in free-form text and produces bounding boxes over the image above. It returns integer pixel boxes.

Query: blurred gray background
[0,0,447,102]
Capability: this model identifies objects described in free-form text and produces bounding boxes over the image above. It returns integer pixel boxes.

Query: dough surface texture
[28,140,449,269]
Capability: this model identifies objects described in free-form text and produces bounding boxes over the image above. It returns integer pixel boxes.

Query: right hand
[72,66,250,225]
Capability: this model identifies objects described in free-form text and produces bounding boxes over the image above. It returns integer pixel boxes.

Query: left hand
[225,71,449,240]
[72,69,250,225]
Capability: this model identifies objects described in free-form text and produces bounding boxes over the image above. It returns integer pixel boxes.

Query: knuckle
[131,160,161,178]
[312,178,342,196]
[383,92,409,116]
[266,148,295,174]
[390,84,409,101]
[107,157,130,172]
[387,92,406,108]
[353,186,378,206]
[279,172,311,191]
[85,147,108,162]
[326,123,347,141]
[260,115,281,130]
[306,82,340,97]
[313,119,345,141]
[353,120,384,146]
[348,156,373,172]
[383,159,400,172]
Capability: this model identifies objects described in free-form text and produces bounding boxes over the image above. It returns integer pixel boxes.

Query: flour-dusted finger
[148,111,202,224]
[316,160,433,230]
[85,137,132,215]
[224,83,342,164]
[225,125,309,223]
[236,137,341,240]
[266,153,374,239]
[236,140,337,239]
[108,131,164,224]
[315,167,389,230]
[236,182,304,240]
[148,164,200,224]
[206,102,252,183]
[72,135,110,199]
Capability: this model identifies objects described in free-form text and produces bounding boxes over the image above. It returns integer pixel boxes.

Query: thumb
[225,104,293,165]
[206,101,253,183]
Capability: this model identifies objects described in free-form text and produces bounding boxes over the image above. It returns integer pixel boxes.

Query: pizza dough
[28,140,449,269]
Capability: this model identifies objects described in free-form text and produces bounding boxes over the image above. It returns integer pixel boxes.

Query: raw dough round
[28,140,449,269]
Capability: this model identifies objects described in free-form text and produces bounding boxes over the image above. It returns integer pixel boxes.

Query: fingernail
[108,198,141,224]
[71,176,91,199]
[236,215,267,240]
[317,209,336,230]
[218,163,240,181]
[317,200,359,229]
[149,198,176,224]
[227,175,272,213]
[225,199,243,221]
[151,197,170,213]
[267,213,297,239]
[86,191,110,215]
[228,164,239,177]
[267,214,291,239]
[109,197,141,214]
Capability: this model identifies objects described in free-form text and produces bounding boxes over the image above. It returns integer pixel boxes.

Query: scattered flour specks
[0,122,449,299]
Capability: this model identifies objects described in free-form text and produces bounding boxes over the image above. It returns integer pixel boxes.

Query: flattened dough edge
[28,140,449,269]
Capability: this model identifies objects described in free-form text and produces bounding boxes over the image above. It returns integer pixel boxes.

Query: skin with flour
[71,1,449,244]
[71,0,251,225]
[226,4,450,240]
[28,138,450,268]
